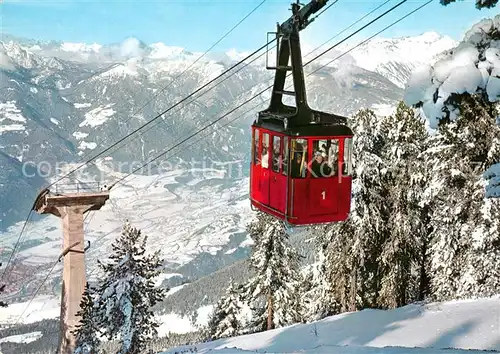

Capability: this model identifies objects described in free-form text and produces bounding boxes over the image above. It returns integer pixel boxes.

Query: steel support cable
[0,190,95,286]
[103,0,390,185]
[116,0,396,179]
[314,0,339,17]
[110,0,424,187]
[49,0,269,175]
[0,1,275,286]
[37,0,343,191]
[0,209,35,283]
[11,259,59,326]
[11,210,95,327]
[90,45,277,164]
[43,44,271,191]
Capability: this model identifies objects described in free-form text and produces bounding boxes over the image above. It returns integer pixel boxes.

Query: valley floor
[164,296,500,353]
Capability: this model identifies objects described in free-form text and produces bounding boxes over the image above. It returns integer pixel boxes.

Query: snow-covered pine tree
[243,299,267,334]
[205,280,246,341]
[244,212,302,331]
[323,108,390,310]
[404,14,500,129]
[94,222,166,354]
[298,225,339,321]
[425,93,500,300]
[376,102,429,308]
[72,282,102,354]
[299,252,339,322]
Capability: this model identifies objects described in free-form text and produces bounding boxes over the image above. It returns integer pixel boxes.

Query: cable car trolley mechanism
[250,0,354,226]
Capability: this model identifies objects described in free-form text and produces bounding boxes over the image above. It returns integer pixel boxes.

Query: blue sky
[1,0,498,52]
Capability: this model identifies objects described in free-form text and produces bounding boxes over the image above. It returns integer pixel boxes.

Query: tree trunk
[267,292,274,330]
[418,241,429,300]
[340,276,347,313]
[418,205,431,301]
[349,268,357,311]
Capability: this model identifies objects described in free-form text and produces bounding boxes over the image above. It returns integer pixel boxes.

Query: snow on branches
[404,14,500,129]
[93,222,166,354]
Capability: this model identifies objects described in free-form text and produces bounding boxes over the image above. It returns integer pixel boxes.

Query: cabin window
[329,139,339,176]
[311,139,339,178]
[290,138,307,178]
[343,137,353,176]
[253,129,260,165]
[282,137,289,176]
[262,133,270,169]
[272,135,281,172]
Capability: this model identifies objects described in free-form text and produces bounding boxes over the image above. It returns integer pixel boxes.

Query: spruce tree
[300,253,339,322]
[94,222,166,354]
[425,94,500,300]
[244,212,301,331]
[72,282,102,354]
[376,102,429,308]
[323,108,390,310]
[205,280,245,341]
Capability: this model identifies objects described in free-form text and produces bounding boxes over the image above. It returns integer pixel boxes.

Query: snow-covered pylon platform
[164,296,500,353]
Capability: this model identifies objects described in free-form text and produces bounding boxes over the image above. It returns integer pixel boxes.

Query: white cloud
[119,37,144,59]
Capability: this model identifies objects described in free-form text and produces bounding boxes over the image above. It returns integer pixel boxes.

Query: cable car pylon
[250,0,354,228]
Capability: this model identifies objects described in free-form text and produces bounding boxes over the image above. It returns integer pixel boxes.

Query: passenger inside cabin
[254,139,259,164]
[272,142,280,171]
[262,146,269,168]
[328,143,339,175]
[291,152,306,178]
[311,151,332,177]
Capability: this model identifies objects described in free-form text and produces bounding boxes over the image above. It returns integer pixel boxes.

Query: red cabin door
[307,138,340,216]
[259,132,271,205]
[308,180,338,216]
[269,135,287,213]
[250,127,259,202]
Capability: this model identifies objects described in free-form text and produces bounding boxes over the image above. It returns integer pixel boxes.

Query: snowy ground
[164,296,500,354]
[0,331,42,344]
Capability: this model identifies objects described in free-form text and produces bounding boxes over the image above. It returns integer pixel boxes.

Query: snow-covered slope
[165,296,500,353]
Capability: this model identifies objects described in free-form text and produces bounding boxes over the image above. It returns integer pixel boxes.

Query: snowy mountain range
[0,30,457,307]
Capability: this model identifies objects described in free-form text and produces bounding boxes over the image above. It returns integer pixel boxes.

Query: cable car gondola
[250,0,353,226]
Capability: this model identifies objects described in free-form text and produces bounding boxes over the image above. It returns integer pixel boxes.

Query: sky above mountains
[2,0,499,53]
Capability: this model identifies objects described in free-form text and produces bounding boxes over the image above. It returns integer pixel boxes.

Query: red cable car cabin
[250,126,353,226]
[249,0,353,226]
